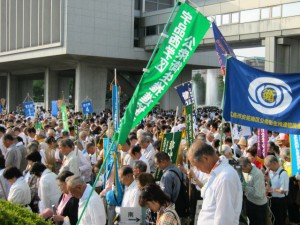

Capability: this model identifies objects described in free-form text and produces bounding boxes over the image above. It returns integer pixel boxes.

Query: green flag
[185,104,194,148]
[61,104,69,132]
[154,131,182,180]
[117,3,210,144]
[34,122,42,130]
[161,131,182,164]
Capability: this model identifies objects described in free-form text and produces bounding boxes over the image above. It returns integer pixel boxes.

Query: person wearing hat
[237,137,248,157]
[276,133,290,149]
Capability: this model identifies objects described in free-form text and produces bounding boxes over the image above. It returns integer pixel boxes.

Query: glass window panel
[272,6,281,17]
[135,0,141,10]
[231,12,239,23]
[215,15,221,26]
[159,0,173,4]
[145,25,157,36]
[158,3,172,10]
[261,8,270,19]
[158,24,165,33]
[282,2,300,17]
[240,9,260,23]
[145,2,157,12]
[222,14,230,24]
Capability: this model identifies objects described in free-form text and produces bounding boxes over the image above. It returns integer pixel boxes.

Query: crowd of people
[0,106,299,225]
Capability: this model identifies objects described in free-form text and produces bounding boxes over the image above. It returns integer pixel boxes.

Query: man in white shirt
[188,140,242,225]
[58,139,80,176]
[67,175,106,225]
[265,155,289,225]
[3,134,21,169]
[240,157,267,225]
[138,135,156,174]
[118,166,140,207]
[129,145,150,173]
[30,162,61,212]
[120,139,134,167]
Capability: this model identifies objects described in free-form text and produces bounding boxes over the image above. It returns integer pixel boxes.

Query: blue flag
[0,104,2,113]
[23,102,35,117]
[224,57,300,134]
[112,85,120,131]
[51,101,59,117]
[175,81,194,105]
[212,22,235,75]
[290,134,300,176]
[81,101,93,115]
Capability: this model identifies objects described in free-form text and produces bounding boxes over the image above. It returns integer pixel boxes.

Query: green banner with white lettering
[117,3,210,144]
[155,131,182,180]
[161,131,182,164]
[185,104,194,148]
[61,104,69,132]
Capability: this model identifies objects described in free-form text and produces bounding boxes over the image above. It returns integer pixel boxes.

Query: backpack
[169,169,189,218]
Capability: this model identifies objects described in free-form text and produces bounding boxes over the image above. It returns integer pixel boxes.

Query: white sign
[119,207,141,224]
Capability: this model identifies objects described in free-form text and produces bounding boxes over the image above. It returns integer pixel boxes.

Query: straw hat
[237,137,247,146]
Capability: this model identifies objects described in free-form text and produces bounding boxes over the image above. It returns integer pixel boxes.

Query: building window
[272,6,281,18]
[134,18,141,47]
[222,14,230,25]
[215,15,221,26]
[231,12,239,23]
[135,0,141,10]
[240,9,260,23]
[145,0,174,12]
[145,25,157,36]
[261,8,270,19]
[282,2,300,17]
[158,24,165,33]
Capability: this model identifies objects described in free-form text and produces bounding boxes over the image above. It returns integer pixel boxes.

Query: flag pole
[219,54,230,152]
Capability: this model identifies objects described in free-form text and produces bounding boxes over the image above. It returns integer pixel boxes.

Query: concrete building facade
[1,0,300,112]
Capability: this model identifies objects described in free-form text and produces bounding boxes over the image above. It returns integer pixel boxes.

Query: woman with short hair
[139,184,180,225]
[3,166,31,207]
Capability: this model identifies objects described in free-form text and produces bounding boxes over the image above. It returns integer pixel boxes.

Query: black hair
[139,184,170,207]
[131,145,142,155]
[0,154,5,169]
[57,170,74,182]
[58,139,74,148]
[26,151,42,162]
[119,165,133,176]
[3,167,22,180]
[154,152,170,163]
[30,162,46,177]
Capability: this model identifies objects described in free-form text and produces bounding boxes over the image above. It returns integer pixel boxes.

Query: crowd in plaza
[0,106,299,225]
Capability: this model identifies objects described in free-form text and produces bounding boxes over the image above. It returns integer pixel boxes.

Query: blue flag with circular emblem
[224,57,300,134]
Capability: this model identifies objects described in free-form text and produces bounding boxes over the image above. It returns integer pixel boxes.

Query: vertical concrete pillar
[264,37,276,72]
[7,74,17,112]
[0,76,7,100]
[75,63,107,113]
[44,68,59,110]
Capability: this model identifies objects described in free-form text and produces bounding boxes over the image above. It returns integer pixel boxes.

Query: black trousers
[246,199,267,225]
[270,197,288,225]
